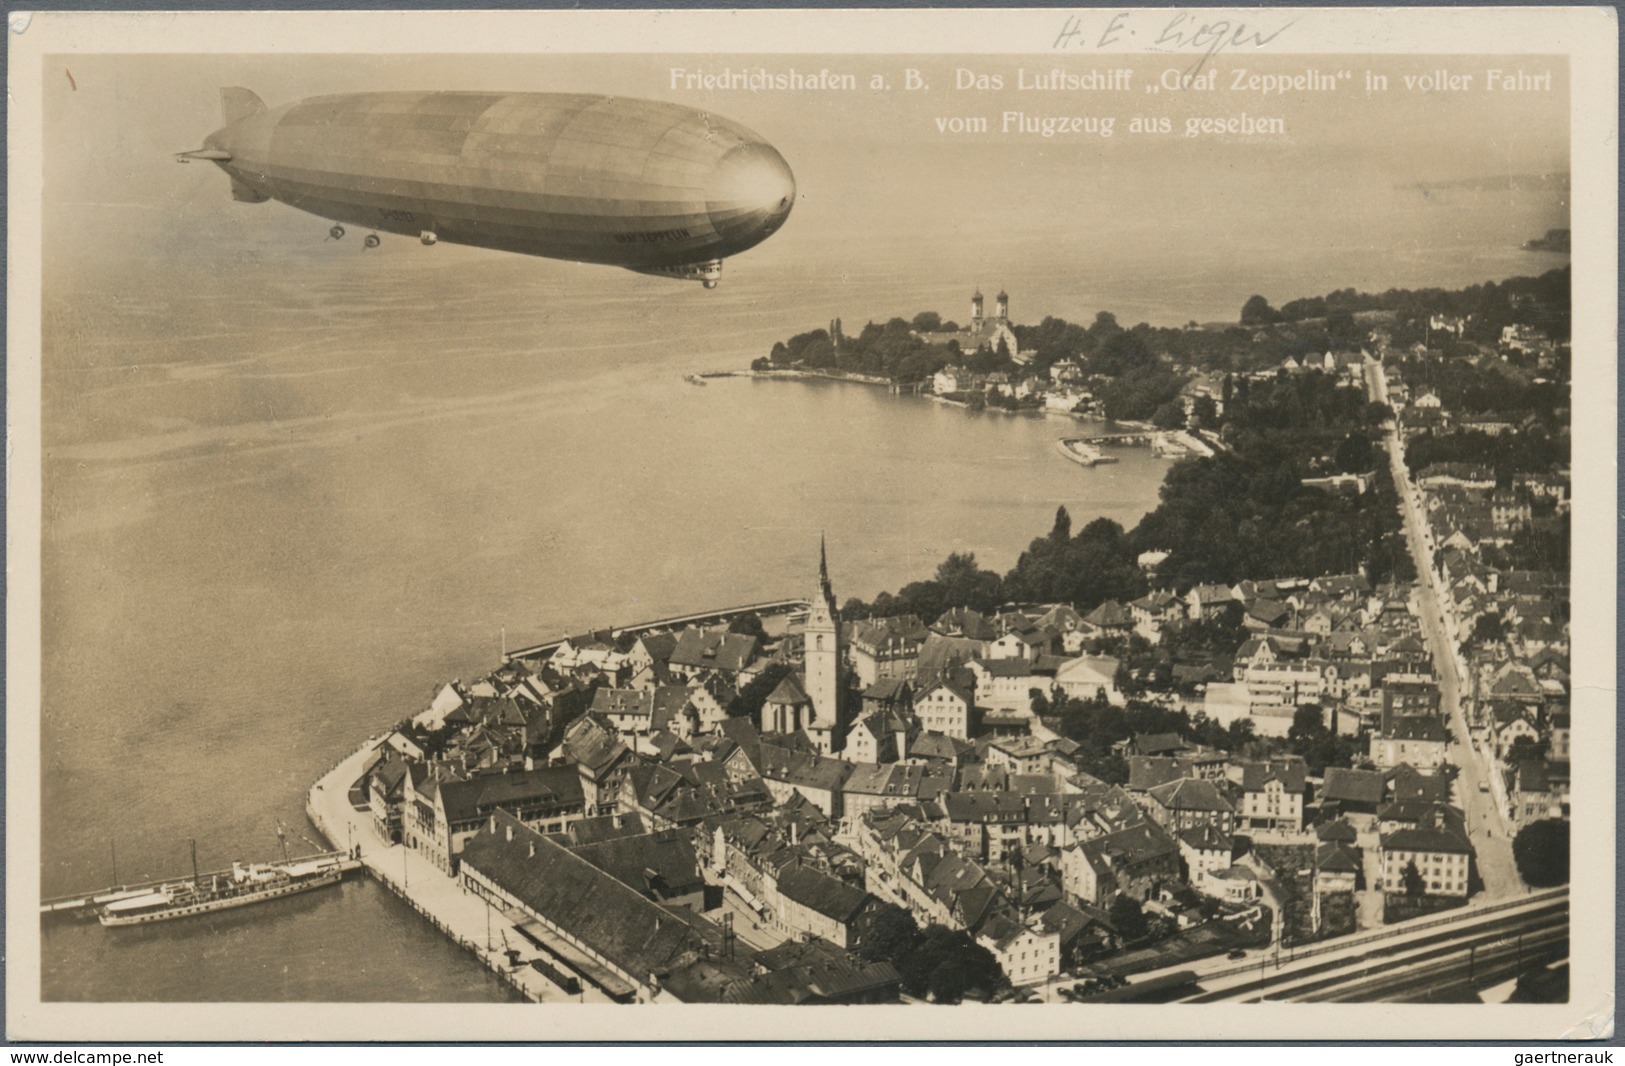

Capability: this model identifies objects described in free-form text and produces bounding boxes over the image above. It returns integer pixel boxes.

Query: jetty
[502,596,807,663]
[1054,439,1119,467]
[1058,429,1218,461]
[1062,428,1164,446]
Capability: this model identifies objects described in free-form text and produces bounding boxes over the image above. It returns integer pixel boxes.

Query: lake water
[38,251,1180,998]
[37,141,1566,1000]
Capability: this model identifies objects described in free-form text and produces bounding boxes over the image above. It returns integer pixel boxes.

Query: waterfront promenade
[306,742,611,1004]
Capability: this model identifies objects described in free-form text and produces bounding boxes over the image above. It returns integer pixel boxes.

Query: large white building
[1379,824,1471,897]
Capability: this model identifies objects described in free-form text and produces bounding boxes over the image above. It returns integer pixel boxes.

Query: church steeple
[818,533,833,601]
[803,535,842,753]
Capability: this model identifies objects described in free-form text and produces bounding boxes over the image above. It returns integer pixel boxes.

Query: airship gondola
[178,88,796,287]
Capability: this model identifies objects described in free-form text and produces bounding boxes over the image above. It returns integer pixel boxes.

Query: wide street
[1368,358,1523,900]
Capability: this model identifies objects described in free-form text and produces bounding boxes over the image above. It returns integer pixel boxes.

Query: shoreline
[700,367,894,387]
[296,366,1244,1002]
[305,740,604,1004]
[714,367,1168,431]
[302,350,1554,1005]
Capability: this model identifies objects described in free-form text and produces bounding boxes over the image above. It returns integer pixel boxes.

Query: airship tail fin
[219,87,267,127]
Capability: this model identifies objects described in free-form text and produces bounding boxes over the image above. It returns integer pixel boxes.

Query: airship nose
[706,141,796,252]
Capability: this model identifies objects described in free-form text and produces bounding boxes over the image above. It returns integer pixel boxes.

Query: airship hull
[198,91,795,282]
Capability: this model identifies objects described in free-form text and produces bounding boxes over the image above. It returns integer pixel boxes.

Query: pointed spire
[818,533,833,600]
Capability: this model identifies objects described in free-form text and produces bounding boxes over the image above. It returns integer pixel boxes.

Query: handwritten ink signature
[1054,11,1296,75]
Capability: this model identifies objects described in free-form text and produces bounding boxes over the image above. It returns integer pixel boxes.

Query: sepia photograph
[7,7,1616,1044]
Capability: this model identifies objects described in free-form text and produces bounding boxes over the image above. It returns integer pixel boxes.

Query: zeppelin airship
[177,88,796,287]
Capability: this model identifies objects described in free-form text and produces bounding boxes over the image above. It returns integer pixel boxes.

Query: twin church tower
[971,288,1010,331]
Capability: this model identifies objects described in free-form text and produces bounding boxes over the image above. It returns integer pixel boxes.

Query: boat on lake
[96,834,348,927]
[99,857,345,927]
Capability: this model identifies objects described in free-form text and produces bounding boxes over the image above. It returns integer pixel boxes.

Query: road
[709,883,793,953]
[1368,357,1523,899]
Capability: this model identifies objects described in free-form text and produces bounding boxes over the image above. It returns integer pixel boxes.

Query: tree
[1401,859,1426,898]
[728,612,767,640]
[1050,505,1072,544]
[911,311,943,333]
[1511,819,1569,887]
[1089,311,1122,342]
[1333,432,1375,474]
[1108,894,1148,941]
[1362,400,1393,427]
[896,925,1005,1002]
[1240,295,1281,326]
[728,662,793,723]
[800,336,836,368]
[1151,401,1186,429]
[852,904,921,965]
[1288,704,1328,743]
[840,597,874,621]
[966,345,1007,375]
[934,552,1002,612]
[1226,718,1257,749]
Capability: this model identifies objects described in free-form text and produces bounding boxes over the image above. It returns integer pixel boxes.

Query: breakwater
[502,596,808,662]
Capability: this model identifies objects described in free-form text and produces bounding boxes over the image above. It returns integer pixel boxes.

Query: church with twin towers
[913,288,1027,361]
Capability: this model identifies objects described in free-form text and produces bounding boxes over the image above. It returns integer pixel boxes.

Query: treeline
[760,266,1569,389]
[1392,355,1569,424]
[841,370,1413,622]
[1403,428,1568,480]
[1265,265,1570,344]
[768,317,954,384]
[1039,693,1362,783]
[1042,694,1259,785]
[1484,512,1570,575]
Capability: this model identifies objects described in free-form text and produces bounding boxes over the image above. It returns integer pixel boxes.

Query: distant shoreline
[702,367,1161,429]
[698,367,893,387]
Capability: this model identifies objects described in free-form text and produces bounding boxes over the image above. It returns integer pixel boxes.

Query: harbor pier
[502,596,807,663]
[305,743,610,1004]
